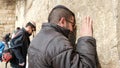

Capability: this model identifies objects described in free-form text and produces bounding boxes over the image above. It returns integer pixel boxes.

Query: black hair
[26,22,36,31]
[16,27,20,30]
[48,5,75,24]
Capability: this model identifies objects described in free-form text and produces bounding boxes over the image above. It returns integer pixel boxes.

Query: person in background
[28,5,97,68]
[12,27,21,39]
[4,33,11,45]
[10,22,36,68]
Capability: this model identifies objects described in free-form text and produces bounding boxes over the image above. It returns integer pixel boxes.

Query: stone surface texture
[0,0,120,68]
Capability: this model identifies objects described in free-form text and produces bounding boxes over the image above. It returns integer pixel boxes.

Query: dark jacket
[28,23,97,68]
[10,28,30,66]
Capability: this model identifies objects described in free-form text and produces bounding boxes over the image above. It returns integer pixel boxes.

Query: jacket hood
[42,23,70,38]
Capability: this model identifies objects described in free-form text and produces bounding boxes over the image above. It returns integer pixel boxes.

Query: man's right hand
[80,16,93,37]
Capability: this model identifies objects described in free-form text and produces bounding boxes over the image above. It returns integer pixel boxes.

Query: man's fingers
[90,19,93,35]
[87,16,90,24]
[89,17,93,26]
[85,16,90,28]
[80,16,93,37]
[86,16,93,28]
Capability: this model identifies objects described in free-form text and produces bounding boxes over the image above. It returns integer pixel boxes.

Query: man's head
[48,5,75,32]
[16,27,20,31]
[25,22,36,35]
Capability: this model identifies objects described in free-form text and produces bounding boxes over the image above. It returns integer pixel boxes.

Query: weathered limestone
[117,0,120,64]
[15,0,26,29]
[0,0,120,68]
[19,0,119,68]
[0,0,16,40]
[0,0,16,68]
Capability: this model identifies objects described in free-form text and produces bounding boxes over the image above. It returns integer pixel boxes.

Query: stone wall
[0,0,16,68]
[0,0,120,68]
[17,0,119,68]
[117,0,120,61]
[0,0,16,40]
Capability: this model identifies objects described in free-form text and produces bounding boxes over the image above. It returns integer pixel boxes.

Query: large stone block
[0,0,15,39]
[17,0,120,68]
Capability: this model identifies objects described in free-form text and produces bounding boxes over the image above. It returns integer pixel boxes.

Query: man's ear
[58,17,66,27]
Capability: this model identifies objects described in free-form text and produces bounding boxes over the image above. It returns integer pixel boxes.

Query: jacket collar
[42,23,70,38]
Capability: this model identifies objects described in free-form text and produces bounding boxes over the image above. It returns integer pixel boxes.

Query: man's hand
[19,62,25,66]
[80,16,93,37]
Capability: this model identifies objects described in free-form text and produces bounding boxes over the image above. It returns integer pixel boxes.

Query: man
[10,22,36,68]
[28,5,97,68]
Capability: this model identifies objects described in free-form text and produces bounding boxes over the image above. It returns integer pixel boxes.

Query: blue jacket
[0,42,5,57]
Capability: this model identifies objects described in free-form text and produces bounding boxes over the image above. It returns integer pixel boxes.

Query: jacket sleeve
[50,36,97,68]
[11,32,24,63]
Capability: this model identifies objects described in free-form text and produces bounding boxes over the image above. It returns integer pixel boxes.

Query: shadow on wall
[97,54,101,68]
